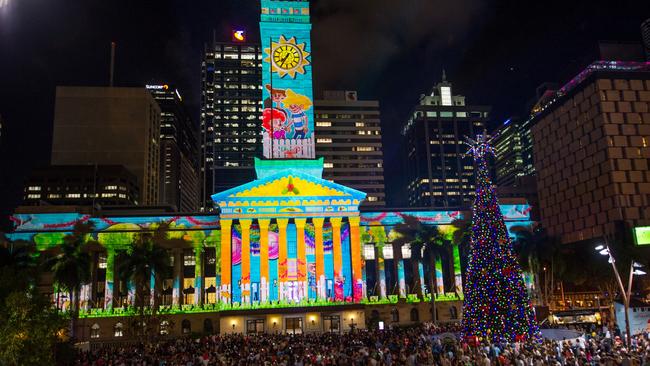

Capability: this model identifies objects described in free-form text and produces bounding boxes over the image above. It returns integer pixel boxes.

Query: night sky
[0,0,649,226]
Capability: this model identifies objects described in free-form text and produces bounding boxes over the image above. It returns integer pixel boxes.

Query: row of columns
[76,247,206,310]
[220,216,364,305]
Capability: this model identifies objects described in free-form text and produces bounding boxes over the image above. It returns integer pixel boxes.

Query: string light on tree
[461,134,540,343]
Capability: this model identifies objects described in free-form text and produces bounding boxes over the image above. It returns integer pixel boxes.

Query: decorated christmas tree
[461,134,540,343]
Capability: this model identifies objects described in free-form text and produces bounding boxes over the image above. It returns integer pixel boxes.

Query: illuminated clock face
[264,35,310,78]
[273,44,302,71]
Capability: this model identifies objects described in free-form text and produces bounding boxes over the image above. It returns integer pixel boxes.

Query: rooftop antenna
[109,42,116,87]
[442,69,447,82]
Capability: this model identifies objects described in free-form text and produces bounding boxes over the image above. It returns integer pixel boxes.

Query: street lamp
[594,240,645,348]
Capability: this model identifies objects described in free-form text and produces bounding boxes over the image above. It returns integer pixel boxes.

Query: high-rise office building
[51,87,161,205]
[531,61,650,244]
[22,165,140,207]
[314,90,386,206]
[492,117,535,186]
[147,84,200,212]
[200,36,263,209]
[402,75,490,208]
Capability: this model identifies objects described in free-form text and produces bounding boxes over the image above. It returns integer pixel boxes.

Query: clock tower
[260,0,315,159]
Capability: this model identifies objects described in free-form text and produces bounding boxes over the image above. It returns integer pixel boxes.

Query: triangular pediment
[212,169,366,219]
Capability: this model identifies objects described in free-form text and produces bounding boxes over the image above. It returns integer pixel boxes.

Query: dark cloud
[311,0,483,93]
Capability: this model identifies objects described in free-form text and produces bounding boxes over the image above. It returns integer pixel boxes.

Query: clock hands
[279,52,292,68]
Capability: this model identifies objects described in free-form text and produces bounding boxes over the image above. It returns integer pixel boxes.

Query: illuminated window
[184,251,195,266]
[114,323,124,337]
[316,121,331,127]
[27,186,41,191]
[456,112,467,117]
[441,86,452,106]
[317,138,332,143]
[160,320,171,335]
[27,194,41,199]
[91,323,100,339]
[47,194,61,199]
[355,122,365,127]
[367,196,378,202]
[383,246,393,259]
[66,193,81,198]
[426,111,437,118]
[363,244,375,260]
[324,163,334,168]
[402,245,411,259]
[104,185,118,190]
[99,254,107,269]
[356,147,373,152]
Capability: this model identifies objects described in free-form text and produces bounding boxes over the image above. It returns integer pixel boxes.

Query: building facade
[531,61,650,244]
[147,84,200,212]
[492,117,535,186]
[8,201,533,338]
[315,91,386,207]
[200,40,263,209]
[402,77,490,208]
[22,165,139,206]
[51,87,161,205]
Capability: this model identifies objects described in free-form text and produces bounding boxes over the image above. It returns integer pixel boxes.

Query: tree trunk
[412,256,422,297]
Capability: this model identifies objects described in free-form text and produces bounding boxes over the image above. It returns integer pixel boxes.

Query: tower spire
[442,68,447,82]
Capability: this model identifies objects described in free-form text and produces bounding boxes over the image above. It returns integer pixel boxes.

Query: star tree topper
[464,133,498,160]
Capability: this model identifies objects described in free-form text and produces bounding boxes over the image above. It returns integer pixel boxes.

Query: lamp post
[594,241,645,348]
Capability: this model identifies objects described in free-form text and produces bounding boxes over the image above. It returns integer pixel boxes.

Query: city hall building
[7,0,534,340]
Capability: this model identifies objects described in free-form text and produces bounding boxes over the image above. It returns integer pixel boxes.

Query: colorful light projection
[260,0,315,159]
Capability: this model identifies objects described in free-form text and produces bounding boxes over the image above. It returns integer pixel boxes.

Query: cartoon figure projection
[264,84,287,109]
[262,108,289,140]
[283,89,312,139]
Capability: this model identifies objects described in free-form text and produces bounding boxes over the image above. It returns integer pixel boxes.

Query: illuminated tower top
[260,0,316,159]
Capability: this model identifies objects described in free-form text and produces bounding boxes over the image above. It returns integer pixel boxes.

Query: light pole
[594,241,645,348]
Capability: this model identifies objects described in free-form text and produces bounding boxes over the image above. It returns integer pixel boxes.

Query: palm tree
[510,225,547,305]
[451,218,472,273]
[392,215,444,298]
[117,223,177,315]
[46,221,96,340]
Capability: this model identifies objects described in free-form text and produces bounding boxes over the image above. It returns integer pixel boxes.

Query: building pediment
[212,168,366,219]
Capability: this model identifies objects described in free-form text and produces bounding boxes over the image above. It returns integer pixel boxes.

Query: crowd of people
[75,323,650,366]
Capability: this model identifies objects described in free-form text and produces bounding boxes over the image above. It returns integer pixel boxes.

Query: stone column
[172,249,182,306]
[349,216,364,302]
[375,244,387,299]
[435,254,445,295]
[295,218,307,301]
[220,219,232,305]
[240,219,252,304]
[194,246,204,305]
[104,249,115,309]
[277,218,288,301]
[453,244,463,295]
[258,219,271,303]
[330,217,344,301]
[313,217,326,299]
